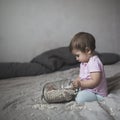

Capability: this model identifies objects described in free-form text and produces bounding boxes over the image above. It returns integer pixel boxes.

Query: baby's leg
[75,90,103,104]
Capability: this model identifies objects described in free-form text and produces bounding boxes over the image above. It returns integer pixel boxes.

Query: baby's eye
[75,54,79,57]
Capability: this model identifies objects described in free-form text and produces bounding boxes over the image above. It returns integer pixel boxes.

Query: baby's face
[72,49,91,63]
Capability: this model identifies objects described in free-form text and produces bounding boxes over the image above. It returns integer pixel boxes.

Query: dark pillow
[31,46,120,71]
[99,53,120,65]
[31,47,77,71]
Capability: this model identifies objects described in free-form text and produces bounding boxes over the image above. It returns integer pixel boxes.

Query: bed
[0,47,120,120]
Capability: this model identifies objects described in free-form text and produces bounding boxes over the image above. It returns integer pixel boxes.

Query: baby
[69,32,108,104]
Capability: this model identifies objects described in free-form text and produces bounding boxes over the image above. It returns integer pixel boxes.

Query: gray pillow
[31,47,77,71]
[99,53,120,65]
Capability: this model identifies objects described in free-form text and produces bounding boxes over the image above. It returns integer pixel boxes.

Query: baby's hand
[72,78,81,89]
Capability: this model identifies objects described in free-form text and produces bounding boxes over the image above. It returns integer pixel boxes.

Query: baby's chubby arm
[79,72,101,89]
[72,72,101,89]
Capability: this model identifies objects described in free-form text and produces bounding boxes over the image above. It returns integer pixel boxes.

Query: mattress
[0,62,120,120]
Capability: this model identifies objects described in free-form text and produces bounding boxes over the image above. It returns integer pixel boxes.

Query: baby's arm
[80,72,101,89]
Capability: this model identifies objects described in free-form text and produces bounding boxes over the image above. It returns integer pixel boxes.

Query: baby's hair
[69,32,96,53]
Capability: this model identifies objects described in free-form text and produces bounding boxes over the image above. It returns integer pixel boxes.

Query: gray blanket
[0,62,120,120]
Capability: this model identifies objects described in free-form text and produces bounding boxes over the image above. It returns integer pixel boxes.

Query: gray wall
[0,0,120,62]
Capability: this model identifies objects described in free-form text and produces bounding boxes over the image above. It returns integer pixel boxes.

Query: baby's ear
[85,47,91,54]
[88,50,92,54]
